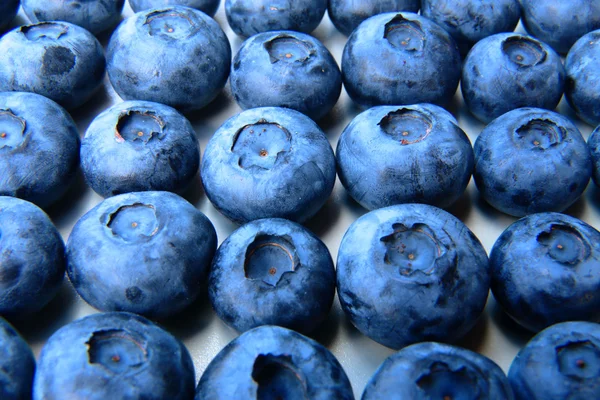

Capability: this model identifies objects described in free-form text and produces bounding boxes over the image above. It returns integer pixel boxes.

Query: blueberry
[66,191,217,319]
[0,92,80,208]
[0,0,19,32]
[462,33,565,123]
[520,0,600,54]
[336,203,489,350]
[201,107,336,224]
[508,321,600,399]
[81,100,200,198]
[328,0,419,37]
[362,342,514,399]
[0,317,36,400]
[342,12,461,108]
[196,325,354,399]
[209,218,335,334]
[589,125,600,187]
[336,104,474,210]
[491,213,600,332]
[33,312,195,400]
[0,197,65,317]
[107,6,231,113]
[473,108,592,217]
[421,0,521,56]
[225,0,327,37]
[0,22,106,110]
[21,0,125,35]
[230,31,342,121]
[130,0,221,17]
[565,30,600,126]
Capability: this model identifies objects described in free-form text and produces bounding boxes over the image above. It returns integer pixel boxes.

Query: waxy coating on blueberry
[33,312,195,400]
[490,213,600,332]
[201,107,336,224]
[473,108,592,217]
[0,197,65,316]
[0,92,80,208]
[336,104,474,210]
[0,0,19,32]
[362,342,514,399]
[0,22,106,110]
[107,6,231,113]
[336,204,490,350]
[0,317,36,400]
[508,321,600,399]
[22,0,126,35]
[225,0,327,37]
[342,12,461,108]
[66,191,217,319]
[565,30,600,126]
[129,0,221,17]
[81,100,200,198]
[520,0,600,54]
[421,0,521,56]
[461,33,565,123]
[209,218,335,334]
[196,325,354,399]
[231,31,342,121]
[328,0,420,37]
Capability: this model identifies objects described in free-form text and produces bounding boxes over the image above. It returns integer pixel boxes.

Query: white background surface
[7,2,600,397]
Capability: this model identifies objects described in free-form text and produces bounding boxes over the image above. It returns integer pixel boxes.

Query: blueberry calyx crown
[536,224,590,265]
[20,22,69,41]
[251,353,308,399]
[0,109,26,150]
[86,329,148,374]
[378,108,433,145]
[502,36,547,68]
[114,110,166,145]
[513,118,566,150]
[231,119,292,170]
[244,234,299,287]
[106,203,160,243]
[416,361,484,400]
[264,35,316,64]
[556,340,600,380]
[145,9,199,40]
[384,15,426,52]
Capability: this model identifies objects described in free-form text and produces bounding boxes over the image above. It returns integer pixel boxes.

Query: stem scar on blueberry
[576,359,586,368]
[112,355,121,362]
[0,133,5,138]
[259,149,268,157]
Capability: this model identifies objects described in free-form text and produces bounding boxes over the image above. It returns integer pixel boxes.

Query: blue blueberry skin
[473,108,592,217]
[66,191,217,319]
[342,12,462,109]
[33,312,195,400]
[196,325,354,399]
[328,0,420,37]
[225,0,327,37]
[362,342,514,399]
[0,22,106,110]
[0,197,65,316]
[462,33,565,123]
[230,31,342,121]
[22,0,125,35]
[491,213,600,332]
[201,107,336,224]
[336,204,490,350]
[0,92,80,208]
[81,100,200,198]
[209,218,335,334]
[565,30,600,127]
[589,126,600,186]
[421,0,521,56]
[107,6,231,113]
[129,0,221,17]
[0,0,19,32]
[520,0,600,54]
[336,104,474,210]
[508,321,600,399]
[0,317,36,400]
